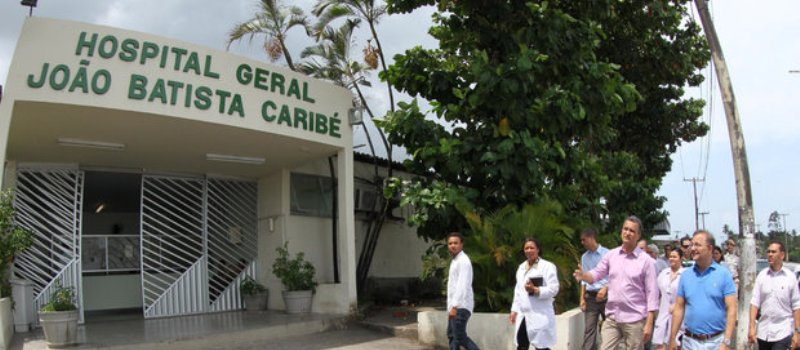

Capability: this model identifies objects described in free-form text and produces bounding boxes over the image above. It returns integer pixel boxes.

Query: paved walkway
[223,326,434,350]
[11,307,436,350]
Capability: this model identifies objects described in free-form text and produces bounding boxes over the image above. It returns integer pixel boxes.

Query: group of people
[446,231,560,350]
[445,216,800,350]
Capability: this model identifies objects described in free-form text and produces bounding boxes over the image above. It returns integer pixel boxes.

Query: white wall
[82,274,142,311]
[418,308,586,350]
[293,157,432,280]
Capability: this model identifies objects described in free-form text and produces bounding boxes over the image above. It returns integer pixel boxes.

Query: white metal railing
[81,235,139,273]
[13,168,84,324]
[141,175,205,318]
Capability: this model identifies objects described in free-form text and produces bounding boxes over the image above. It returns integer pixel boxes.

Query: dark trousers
[582,291,607,350]
[516,317,550,350]
[447,308,480,350]
[758,334,793,350]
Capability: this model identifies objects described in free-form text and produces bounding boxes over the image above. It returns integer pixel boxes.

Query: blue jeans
[447,308,480,350]
[681,333,723,350]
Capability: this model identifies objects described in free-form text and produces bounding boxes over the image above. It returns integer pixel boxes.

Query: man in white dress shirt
[446,232,480,350]
[748,241,800,350]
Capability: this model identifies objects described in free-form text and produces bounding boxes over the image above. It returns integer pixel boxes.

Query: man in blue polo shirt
[669,230,737,350]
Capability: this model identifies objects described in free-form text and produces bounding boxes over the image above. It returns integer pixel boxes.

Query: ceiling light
[206,153,265,165]
[57,138,125,151]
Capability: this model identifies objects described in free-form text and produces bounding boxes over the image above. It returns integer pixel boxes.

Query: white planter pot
[38,309,79,348]
[0,297,13,349]
[282,290,313,314]
[243,290,269,311]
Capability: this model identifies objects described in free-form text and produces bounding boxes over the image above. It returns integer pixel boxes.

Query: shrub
[40,285,77,312]
[239,276,267,296]
[0,190,34,297]
[272,242,317,292]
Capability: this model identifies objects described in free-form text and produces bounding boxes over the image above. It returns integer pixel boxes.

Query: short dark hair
[693,230,715,247]
[524,237,542,255]
[625,215,643,234]
[769,240,785,253]
[447,232,464,243]
[672,247,684,259]
[713,245,724,261]
[680,236,691,245]
[580,228,597,238]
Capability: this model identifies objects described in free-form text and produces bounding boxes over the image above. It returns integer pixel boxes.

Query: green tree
[227,0,309,71]
[380,0,709,239]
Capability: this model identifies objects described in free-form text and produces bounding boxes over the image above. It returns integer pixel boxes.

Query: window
[290,173,334,217]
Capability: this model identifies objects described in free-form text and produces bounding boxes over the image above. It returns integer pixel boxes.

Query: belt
[683,330,723,341]
[586,290,599,295]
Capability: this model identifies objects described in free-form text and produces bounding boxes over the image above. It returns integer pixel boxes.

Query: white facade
[0,17,362,317]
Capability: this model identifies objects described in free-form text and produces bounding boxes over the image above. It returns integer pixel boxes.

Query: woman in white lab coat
[508,237,559,350]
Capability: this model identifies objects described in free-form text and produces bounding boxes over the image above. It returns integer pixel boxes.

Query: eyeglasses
[682,245,690,248]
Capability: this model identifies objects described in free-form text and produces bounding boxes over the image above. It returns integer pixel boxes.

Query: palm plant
[311,0,397,295]
[298,17,391,292]
[227,0,309,71]
[460,201,580,312]
[312,0,393,112]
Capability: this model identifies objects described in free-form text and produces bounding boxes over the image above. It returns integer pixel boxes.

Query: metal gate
[13,168,84,322]
[140,175,257,318]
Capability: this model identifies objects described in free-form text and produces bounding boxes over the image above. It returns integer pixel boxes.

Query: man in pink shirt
[749,241,800,350]
[574,216,659,350]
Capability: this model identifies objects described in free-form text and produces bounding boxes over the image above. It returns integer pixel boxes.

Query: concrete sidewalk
[222,326,433,350]
[10,308,436,350]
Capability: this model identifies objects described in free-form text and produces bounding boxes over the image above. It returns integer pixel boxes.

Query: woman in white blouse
[508,237,559,350]
[653,248,684,349]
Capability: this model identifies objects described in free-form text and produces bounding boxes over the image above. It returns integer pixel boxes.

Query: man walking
[669,230,737,350]
[574,216,658,350]
[748,241,800,350]
[679,237,693,267]
[724,239,740,286]
[446,232,480,350]
[579,228,609,350]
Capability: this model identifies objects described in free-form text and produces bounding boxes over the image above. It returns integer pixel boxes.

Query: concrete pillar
[11,279,35,332]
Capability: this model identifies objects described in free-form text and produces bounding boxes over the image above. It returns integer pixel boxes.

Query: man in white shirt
[724,239,740,285]
[748,241,800,350]
[446,232,480,350]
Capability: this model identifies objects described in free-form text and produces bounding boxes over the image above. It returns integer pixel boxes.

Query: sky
[1,0,799,243]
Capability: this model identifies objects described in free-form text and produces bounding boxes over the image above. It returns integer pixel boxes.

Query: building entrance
[13,167,259,321]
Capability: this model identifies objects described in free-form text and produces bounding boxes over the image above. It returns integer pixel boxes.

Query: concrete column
[337,148,357,313]
[11,278,35,332]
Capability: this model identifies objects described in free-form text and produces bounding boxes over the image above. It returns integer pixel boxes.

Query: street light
[20,0,37,16]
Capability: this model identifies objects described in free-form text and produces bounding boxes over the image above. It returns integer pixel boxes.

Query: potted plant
[240,276,268,311]
[38,284,79,347]
[272,242,317,314]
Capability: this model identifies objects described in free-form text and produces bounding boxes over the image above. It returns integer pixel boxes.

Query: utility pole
[693,1,757,348]
[781,213,789,261]
[684,177,705,232]
[699,211,710,230]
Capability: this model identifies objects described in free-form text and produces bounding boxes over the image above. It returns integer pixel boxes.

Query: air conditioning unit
[355,187,379,212]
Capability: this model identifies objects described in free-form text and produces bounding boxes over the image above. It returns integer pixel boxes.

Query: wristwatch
[723,338,731,346]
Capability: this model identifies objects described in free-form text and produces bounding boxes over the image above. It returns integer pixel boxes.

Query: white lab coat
[511,258,559,349]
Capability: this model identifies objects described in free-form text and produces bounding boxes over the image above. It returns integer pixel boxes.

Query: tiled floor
[11,310,348,349]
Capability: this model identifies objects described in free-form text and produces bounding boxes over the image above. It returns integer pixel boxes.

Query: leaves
[382,0,709,238]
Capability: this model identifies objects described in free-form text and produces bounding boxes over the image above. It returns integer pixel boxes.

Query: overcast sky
[1,0,799,243]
